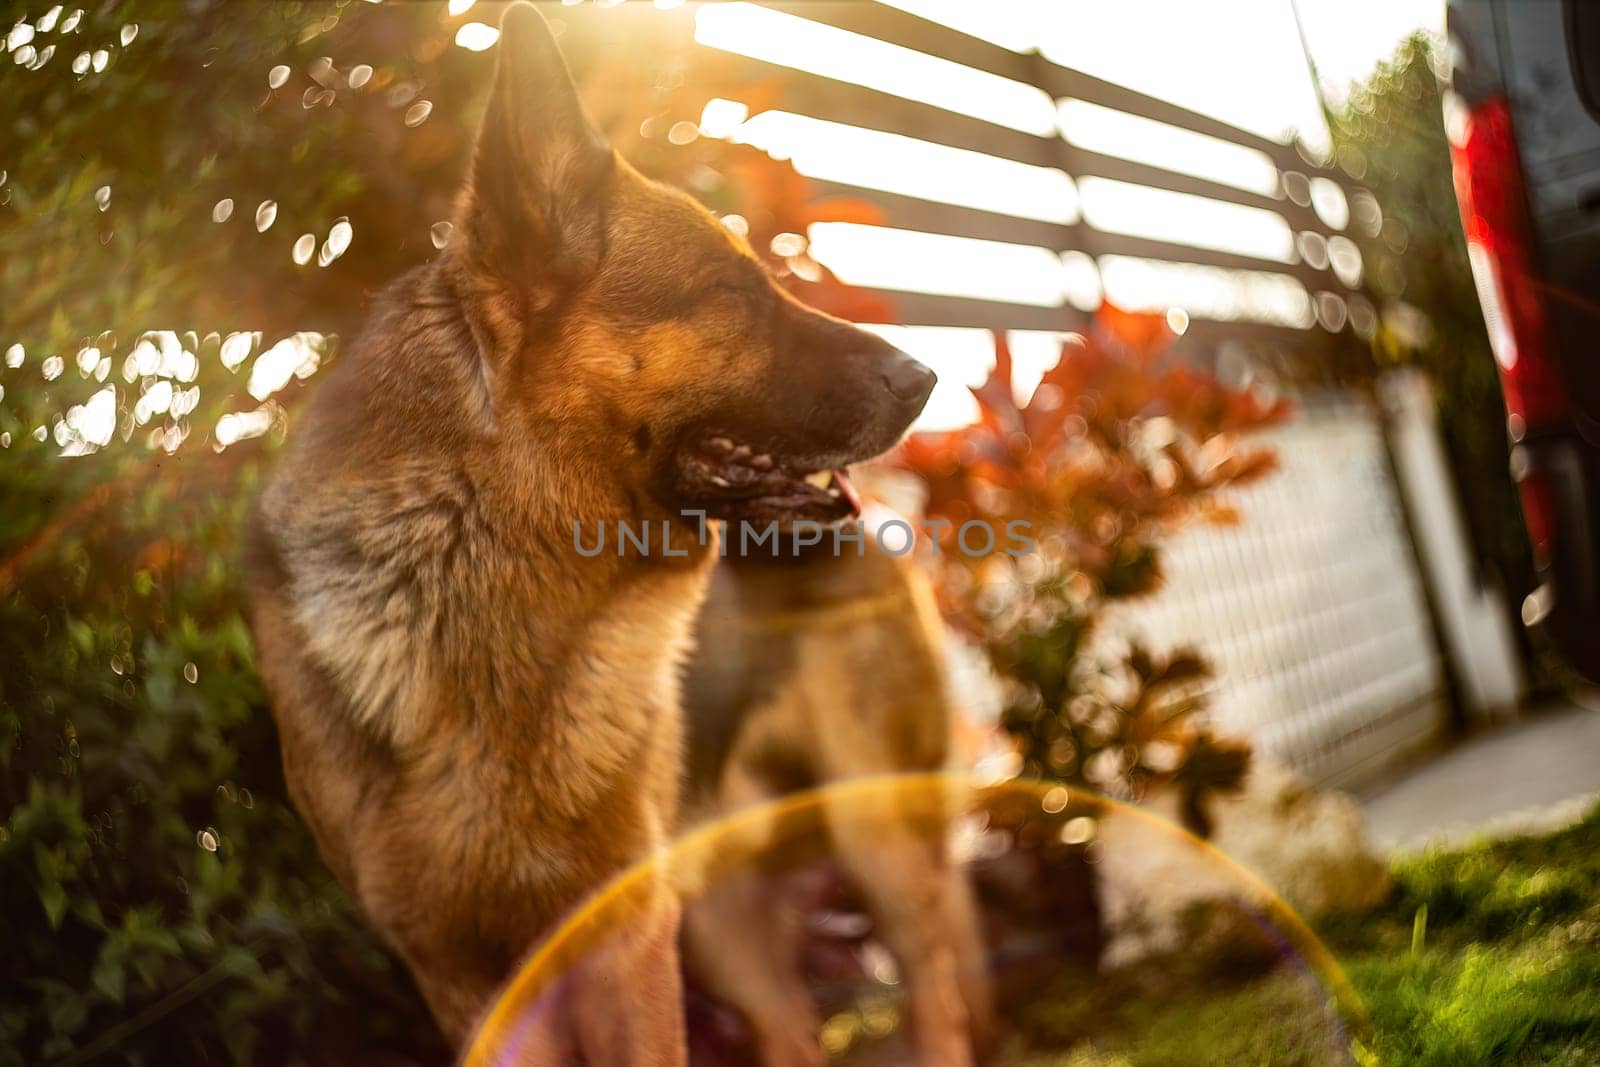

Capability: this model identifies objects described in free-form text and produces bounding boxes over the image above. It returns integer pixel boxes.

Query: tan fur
[681,541,994,1065]
[246,4,931,1059]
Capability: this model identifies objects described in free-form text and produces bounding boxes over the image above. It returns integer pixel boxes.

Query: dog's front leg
[684,863,823,1067]
[940,857,997,1057]
[396,932,528,1052]
[817,764,991,1067]
[568,878,688,1066]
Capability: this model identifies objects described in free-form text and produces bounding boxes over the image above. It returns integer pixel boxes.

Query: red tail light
[1446,93,1566,426]
[1515,462,1556,562]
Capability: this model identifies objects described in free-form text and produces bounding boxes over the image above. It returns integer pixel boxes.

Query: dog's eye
[665,277,765,319]
[708,278,771,312]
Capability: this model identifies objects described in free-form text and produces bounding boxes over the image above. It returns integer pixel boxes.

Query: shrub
[897,311,1286,820]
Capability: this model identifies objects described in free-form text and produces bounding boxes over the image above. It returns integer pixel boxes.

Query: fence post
[1379,367,1525,723]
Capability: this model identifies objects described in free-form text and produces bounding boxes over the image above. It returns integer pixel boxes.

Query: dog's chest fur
[271,466,705,787]
[249,318,715,928]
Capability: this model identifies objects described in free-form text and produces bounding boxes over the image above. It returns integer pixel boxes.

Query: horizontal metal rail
[722,1,1373,346]
[774,1,1358,185]
[771,67,1332,230]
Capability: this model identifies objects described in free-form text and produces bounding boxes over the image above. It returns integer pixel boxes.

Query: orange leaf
[806,196,887,228]
[1095,302,1172,354]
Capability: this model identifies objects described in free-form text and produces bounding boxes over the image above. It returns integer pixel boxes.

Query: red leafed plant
[898,308,1289,825]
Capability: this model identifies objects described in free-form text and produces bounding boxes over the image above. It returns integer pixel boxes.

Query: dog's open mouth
[676,431,863,525]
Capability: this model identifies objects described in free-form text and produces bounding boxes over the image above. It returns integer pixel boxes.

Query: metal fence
[670,0,1451,783]
[1103,394,1449,786]
[687,0,1379,347]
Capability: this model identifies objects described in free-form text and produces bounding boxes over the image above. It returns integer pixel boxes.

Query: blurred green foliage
[0,1,524,1061]
[1010,800,1600,1065]
[0,1,838,1059]
[1325,33,1541,683]
[900,317,1278,827]
[1323,801,1600,1065]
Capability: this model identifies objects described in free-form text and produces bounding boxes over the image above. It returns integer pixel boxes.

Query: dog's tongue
[832,469,862,517]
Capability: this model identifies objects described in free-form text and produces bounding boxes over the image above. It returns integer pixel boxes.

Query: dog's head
[447,3,934,526]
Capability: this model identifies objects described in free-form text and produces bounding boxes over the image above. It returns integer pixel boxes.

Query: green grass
[1009,800,1600,1066]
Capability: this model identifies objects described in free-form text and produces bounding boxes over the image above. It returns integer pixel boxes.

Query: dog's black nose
[881,353,937,408]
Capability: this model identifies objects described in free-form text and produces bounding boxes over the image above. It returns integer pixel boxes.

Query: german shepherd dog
[681,533,993,1066]
[244,4,933,1059]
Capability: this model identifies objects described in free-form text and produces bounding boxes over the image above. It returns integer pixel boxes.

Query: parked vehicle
[1445,0,1600,681]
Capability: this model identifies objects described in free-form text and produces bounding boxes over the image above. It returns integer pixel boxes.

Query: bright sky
[881,0,1446,144]
[1294,0,1447,98]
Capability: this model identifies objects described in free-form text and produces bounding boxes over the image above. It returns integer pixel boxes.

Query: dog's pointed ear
[458,2,613,302]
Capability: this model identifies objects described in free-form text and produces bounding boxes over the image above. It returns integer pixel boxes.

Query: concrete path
[1358,699,1600,851]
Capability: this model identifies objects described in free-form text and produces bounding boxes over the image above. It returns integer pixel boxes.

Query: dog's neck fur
[258,264,715,820]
